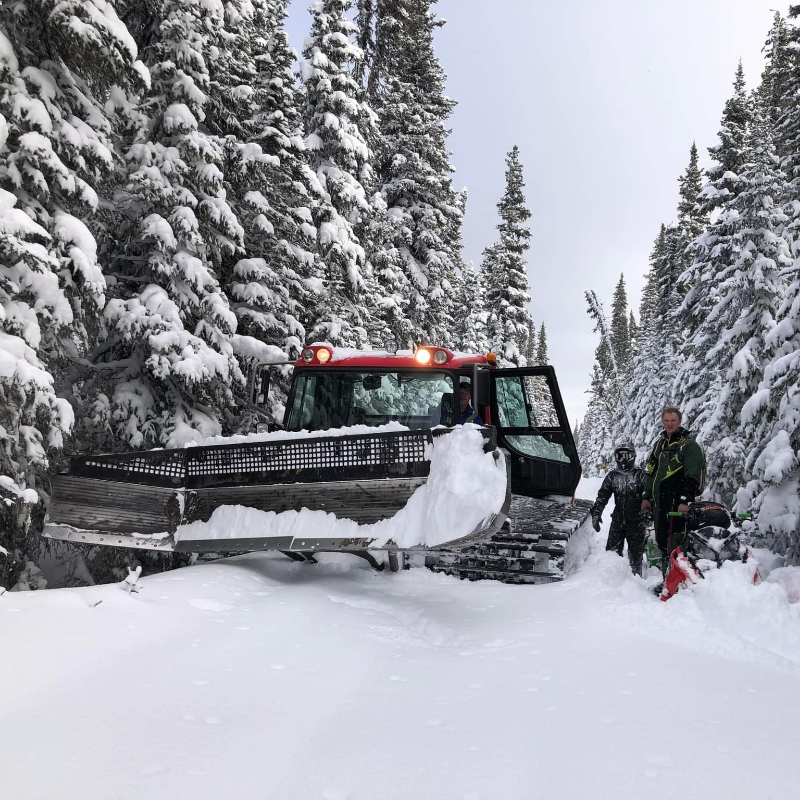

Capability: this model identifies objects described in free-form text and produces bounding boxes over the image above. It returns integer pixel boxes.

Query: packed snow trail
[1,480,799,800]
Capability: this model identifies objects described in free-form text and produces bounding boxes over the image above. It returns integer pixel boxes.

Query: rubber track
[427,496,593,585]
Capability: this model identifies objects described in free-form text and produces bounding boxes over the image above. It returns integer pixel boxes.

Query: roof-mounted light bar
[301,345,333,364]
[414,347,450,366]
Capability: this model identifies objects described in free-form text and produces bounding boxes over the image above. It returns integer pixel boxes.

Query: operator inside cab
[458,379,484,426]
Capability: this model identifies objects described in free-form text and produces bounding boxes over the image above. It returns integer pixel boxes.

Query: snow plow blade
[44,428,508,554]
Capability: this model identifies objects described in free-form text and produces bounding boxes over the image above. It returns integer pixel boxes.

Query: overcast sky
[284,0,782,425]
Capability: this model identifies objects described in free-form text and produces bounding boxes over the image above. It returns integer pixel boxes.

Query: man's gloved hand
[591,513,602,532]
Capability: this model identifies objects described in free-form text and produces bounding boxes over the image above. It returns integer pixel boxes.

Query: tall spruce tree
[0,178,72,588]
[584,290,627,469]
[638,225,664,332]
[368,0,463,345]
[520,316,536,365]
[628,310,639,356]
[485,145,532,365]
[0,0,146,376]
[674,66,754,436]
[684,93,789,505]
[760,11,791,131]
[222,0,319,365]
[610,274,631,377]
[740,250,800,562]
[738,6,800,561]
[536,323,549,365]
[0,2,146,585]
[81,0,245,450]
[658,144,708,396]
[620,143,707,459]
[454,264,488,353]
[776,9,800,239]
[301,0,376,348]
[619,227,670,455]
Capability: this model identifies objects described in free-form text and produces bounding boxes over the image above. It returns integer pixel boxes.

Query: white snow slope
[2,477,800,800]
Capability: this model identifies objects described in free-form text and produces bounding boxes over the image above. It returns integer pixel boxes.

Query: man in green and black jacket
[641,407,706,571]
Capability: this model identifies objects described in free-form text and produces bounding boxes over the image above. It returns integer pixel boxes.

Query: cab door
[490,366,581,498]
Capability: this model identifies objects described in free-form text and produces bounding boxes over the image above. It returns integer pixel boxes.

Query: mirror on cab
[250,364,271,406]
[362,374,382,391]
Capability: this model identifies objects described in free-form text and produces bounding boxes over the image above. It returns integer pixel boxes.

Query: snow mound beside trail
[574,542,800,672]
[767,566,800,604]
[176,425,507,549]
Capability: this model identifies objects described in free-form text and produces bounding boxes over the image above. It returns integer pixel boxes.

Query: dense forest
[0,0,549,587]
[578,9,800,565]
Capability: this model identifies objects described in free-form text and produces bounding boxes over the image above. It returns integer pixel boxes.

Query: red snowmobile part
[660,547,702,602]
[747,549,762,585]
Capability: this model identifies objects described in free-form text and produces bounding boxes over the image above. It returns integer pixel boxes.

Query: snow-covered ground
[2,477,799,800]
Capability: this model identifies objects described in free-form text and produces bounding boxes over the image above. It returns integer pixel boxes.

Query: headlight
[414,349,431,365]
[433,349,447,364]
[317,347,331,363]
[302,348,315,362]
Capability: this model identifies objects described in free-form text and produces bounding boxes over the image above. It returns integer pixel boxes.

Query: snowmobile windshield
[286,370,457,432]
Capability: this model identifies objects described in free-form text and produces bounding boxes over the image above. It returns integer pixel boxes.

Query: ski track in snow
[1,477,799,799]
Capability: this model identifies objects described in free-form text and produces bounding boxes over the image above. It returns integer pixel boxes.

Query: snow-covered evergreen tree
[485,146,532,365]
[741,258,800,562]
[674,72,753,433]
[776,9,800,236]
[301,0,376,348]
[628,310,639,356]
[82,0,245,450]
[583,290,628,470]
[579,388,613,476]
[616,229,667,455]
[653,143,708,398]
[521,316,536,365]
[454,263,488,353]
[368,0,463,345]
[684,92,789,505]
[0,1,146,375]
[0,179,73,588]
[0,2,146,582]
[760,11,791,129]
[440,186,468,348]
[221,0,318,365]
[622,145,708,456]
[610,274,631,378]
[638,225,663,332]
[535,323,549,365]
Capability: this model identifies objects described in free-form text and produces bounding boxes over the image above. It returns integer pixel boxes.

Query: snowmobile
[43,345,591,583]
[658,502,761,601]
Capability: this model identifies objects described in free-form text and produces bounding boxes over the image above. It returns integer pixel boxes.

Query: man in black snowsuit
[590,442,646,575]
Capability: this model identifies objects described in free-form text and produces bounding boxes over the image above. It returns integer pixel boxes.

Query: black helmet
[613,441,636,471]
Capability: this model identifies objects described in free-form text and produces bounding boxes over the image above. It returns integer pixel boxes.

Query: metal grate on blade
[74,450,188,487]
[68,428,496,489]
[187,434,429,479]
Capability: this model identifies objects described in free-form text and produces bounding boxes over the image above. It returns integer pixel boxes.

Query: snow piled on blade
[175,425,506,548]
[185,420,409,447]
